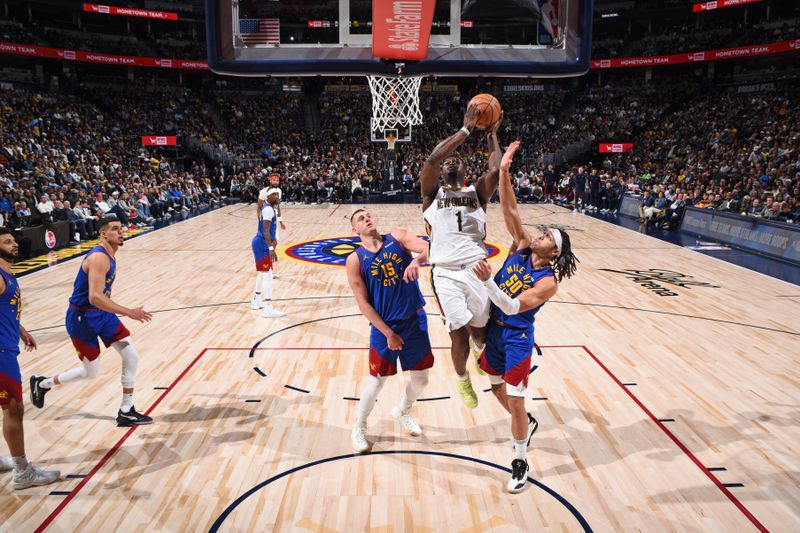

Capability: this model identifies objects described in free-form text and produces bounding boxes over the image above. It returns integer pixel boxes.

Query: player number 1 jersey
[423,185,487,267]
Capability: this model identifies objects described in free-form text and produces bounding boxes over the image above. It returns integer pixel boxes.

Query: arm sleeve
[482,279,520,316]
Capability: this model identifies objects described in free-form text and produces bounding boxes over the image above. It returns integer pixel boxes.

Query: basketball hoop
[367,75,424,132]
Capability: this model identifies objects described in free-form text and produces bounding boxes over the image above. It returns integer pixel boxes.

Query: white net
[367,75,424,132]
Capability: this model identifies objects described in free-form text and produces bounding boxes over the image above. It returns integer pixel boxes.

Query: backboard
[206,0,593,78]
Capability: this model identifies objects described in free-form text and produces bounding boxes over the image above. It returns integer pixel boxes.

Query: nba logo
[537,0,559,46]
[64,50,76,60]
[600,60,611,68]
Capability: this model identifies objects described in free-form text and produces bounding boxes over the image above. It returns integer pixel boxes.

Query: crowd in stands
[1,70,799,259]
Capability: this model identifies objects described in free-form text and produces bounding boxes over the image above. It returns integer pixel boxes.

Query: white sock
[356,375,386,426]
[39,377,54,389]
[398,370,429,412]
[514,439,527,461]
[262,271,273,304]
[12,455,28,473]
[121,393,134,412]
[254,271,264,297]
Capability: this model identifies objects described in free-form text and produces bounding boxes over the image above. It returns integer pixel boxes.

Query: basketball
[468,93,502,129]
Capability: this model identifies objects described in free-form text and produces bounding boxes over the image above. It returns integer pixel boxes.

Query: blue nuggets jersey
[0,269,21,353]
[356,234,425,322]
[69,246,115,310]
[492,248,555,329]
[257,205,277,242]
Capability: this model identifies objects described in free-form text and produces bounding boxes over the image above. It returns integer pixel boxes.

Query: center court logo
[286,236,501,267]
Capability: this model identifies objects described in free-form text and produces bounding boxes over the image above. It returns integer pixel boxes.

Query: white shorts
[431,262,491,332]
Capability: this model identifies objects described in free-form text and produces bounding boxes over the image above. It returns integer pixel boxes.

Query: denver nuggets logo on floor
[285,236,502,267]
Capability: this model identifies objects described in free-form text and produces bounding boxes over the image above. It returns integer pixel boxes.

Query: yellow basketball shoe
[470,338,487,376]
[455,375,478,409]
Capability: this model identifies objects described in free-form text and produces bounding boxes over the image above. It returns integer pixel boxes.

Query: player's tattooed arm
[475,111,503,206]
[420,103,480,200]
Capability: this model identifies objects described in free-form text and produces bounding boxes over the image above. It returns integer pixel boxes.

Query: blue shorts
[251,236,273,272]
[0,350,22,405]
[369,309,434,377]
[479,321,534,388]
[66,307,130,361]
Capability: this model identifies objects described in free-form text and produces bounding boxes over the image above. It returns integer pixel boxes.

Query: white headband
[265,187,281,198]
[549,228,563,257]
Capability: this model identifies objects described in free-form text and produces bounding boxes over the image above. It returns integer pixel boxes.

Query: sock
[12,455,29,472]
[252,291,261,301]
[39,377,54,389]
[356,375,385,426]
[514,439,527,461]
[457,371,470,381]
[254,271,264,296]
[262,271,273,303]
[120,393,134,412]
[398,370,429,412]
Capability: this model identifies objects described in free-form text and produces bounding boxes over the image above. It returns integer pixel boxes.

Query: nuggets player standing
[473,141,578,492]
[251,188,285,317]
[30,218,154,427]
[346,209,433,453]
[0,228,60,489]
[420,103,502,409]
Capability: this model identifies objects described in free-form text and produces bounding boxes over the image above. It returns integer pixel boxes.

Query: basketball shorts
[0,350,22,405]
[479,321,534,397]
[251,236,273,272]
[66,307,131,361]
[369,309,434,377]
[430,262,491,331]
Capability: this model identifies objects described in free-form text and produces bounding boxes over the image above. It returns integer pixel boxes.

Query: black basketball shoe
[507,459,529,493]
[526,412,539,445]
[29,376,50,408]
[116,406,153,427]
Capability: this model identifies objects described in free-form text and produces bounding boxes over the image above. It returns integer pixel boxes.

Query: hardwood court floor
[2,203,798,532]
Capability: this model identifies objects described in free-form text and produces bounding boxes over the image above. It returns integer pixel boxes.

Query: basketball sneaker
[116,406,153,427]
[469,338,486,376]
[261,307,286,318]
[507,459,529,493]
[351,424,370,453]
[29,375,50,408]
[0,456,13,472]
[12,463,61,490]
[526,413,539,445]
[391,406,422,436]
[455,376,478,409]
[250,298,264,310]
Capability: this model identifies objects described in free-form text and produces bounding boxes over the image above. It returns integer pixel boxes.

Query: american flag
[239,18,280,45]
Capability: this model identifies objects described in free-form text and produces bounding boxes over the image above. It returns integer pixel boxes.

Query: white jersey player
[420,103,502,409]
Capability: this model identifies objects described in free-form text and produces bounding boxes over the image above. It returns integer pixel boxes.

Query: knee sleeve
[113,337,139,388]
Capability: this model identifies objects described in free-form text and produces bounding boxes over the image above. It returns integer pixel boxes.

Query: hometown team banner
[141,136,177,146]
[0,38,798,72]
[83,4,179,20]
[591,39,800,69]
[692,0,762,13]
[0,42,207,69]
